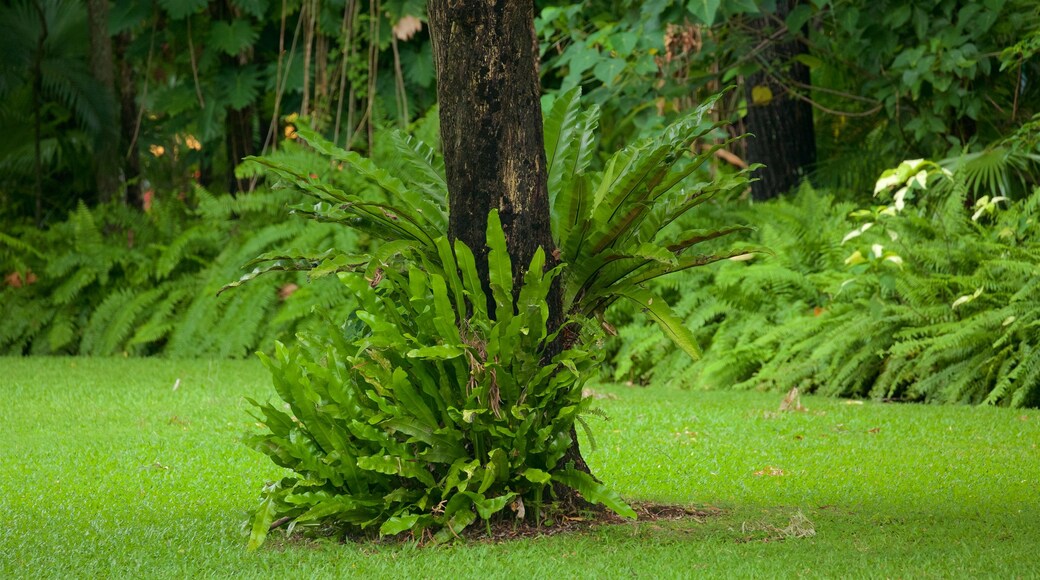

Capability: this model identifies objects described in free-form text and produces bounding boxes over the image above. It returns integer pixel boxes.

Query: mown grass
[2,357,1038,578]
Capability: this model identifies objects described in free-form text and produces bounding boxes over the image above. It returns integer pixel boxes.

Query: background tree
[114,24,142,209]
[86,0,123,203]
[0,0,112,223]
[741,0,817,200]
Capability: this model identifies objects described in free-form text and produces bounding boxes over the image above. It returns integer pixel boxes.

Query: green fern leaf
[551,468,636,519]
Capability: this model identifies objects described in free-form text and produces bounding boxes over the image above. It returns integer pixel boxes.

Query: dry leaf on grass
[738,510,815,543]
[753,466,785,477]
[779,387,806,412]
[582,387,619,400]
[778,511,816,538]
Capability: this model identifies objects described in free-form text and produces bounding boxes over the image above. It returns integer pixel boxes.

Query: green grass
[2,357,1038,578]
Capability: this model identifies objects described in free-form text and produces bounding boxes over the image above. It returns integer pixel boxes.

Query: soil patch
[456,501,723,543]
[265,502,723,549]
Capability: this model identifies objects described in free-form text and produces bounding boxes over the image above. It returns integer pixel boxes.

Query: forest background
[2,0,1039,408]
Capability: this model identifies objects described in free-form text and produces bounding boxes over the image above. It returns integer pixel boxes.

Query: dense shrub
[0,183,358,358]
[606,120,1040,407]
[241,90,753,545]
[247,214,630,546]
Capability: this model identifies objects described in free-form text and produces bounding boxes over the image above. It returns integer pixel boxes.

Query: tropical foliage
[6,0,1037,222]
[537,0,1040,190]
[0,0,114,220]
[606,119,1040,407]
[247,213,627,547]
[1,0,437,222]
[0,176,358,357]
[239,89,751,544]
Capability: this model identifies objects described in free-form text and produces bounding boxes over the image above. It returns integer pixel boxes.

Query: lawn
[2,357,1038,578]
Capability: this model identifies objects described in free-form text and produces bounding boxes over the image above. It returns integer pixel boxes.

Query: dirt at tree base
[458,501,725,543]
[264,502,724,549]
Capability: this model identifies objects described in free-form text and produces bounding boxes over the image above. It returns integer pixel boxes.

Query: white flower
[893,186,908,211]
[911,169,928,188]
[844,250,866,265]
[874,173,900,194]
[842,222,873,244]
[952,288,983,310]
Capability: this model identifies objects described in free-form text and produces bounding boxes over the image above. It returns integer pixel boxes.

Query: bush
[605,126,1040,407]
[605,184,855,388]
[246,213,632,547]
[0,187,358,357]
[241,90,753,545]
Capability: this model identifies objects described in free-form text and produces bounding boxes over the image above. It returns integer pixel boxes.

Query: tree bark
[32,0,48,226]
[86,0,122,204]
[742,0,817,200]
[428,0,587,486]
[115,31,141,209]
[226,104,256,194]
[428,0,558,323]
[217,0,257,195]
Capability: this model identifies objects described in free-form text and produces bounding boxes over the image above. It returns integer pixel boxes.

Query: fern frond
[80,287,164,355]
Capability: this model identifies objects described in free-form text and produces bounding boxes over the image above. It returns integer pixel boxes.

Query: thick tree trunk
[86,0,122,204]
[428,0,556,313]
[743,0,817,200]
[428,0,586,487]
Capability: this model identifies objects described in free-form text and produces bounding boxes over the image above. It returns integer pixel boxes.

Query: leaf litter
[263,502,725,548]
[737,510,816,543]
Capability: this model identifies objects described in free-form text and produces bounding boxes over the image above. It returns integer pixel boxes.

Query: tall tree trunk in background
[428,0,591,487]
[220,0,256,195]
[226,104,256,194]
[115,31,141,209]
[86,0,122,204]
[743,0,816,200]
[32,0,48,226]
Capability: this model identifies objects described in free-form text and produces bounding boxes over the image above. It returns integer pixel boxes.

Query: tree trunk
[115,31,141,209]
[226,104,256,194]
[428,0,587,487]
[217,0,256,195]
[428,0,558,320]
[742,0,817,200]
[32,0,48,226]
[86,0,122,204]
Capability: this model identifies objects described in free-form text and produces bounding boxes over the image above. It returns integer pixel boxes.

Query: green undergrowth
[2,357,1038,577]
